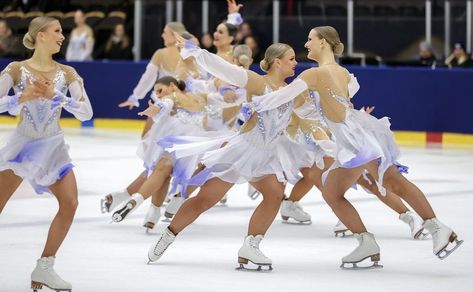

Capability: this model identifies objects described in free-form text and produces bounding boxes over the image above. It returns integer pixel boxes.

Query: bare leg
[138,158,173,200]
[248,175,285,235]
[169,177,233,234]
[151,175,170,206]
[287,168,314,202]
[365,163,435,220]
[356,174,409,215]
[322,165,368,234]
[42,171,79,257]
[0,169,23,213]
[125,171,147,195]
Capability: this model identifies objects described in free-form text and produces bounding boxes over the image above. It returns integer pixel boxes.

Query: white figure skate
[399,211,429,239]
[280,200,311,224]
[100,190,129,213]
[333,220,353,237]
[112,193,144,222]
[423,218,463,260]
[148,227,176,263]
[143,203,161,232]
[31,256,71,292]
[164,195,184,220]
[340,232,383,270]
[236,235,273,271]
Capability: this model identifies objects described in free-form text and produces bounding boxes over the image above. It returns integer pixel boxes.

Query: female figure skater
[147,40,313,271]
[65,9,94,62]
[244,26,463,268]
[0,16,93,291]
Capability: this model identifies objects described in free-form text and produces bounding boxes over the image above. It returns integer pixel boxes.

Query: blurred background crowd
[0,0,472,68]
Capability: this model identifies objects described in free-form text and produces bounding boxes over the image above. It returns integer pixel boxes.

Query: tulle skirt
[0,130,73,194]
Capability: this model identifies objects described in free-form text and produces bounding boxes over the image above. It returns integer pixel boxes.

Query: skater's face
[277,48,297,78]
[74,10,85,26]
[154,83,175,98]
[162,25,177,47]
[37,20,65,54]
[305,29,322,60]
[213,23,233,47]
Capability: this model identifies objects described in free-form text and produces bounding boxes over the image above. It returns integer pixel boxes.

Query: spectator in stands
[66,9,94,61]
[418,41,436,67]
[0,19,23,58]
[2,0,38,13]
[244,35,263,63]
[200,32,216,53]
[97,23,132,60]
[236,22,252,44]
[445,42,473,68]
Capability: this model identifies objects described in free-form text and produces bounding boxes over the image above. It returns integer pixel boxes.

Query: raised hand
[362,106,375,114]
[20,79,49,103]
[173,32,186,49]
[227,0,243,14]
[118,100,137,110]
[138,99,161,118]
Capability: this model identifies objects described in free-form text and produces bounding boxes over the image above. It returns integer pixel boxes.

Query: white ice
[1,126,472,292]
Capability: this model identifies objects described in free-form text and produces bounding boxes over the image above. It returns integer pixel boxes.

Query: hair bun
[333,42,344,56]
[23,32,35,50]
[260,59,269,72]
[177,79,186,91]
[238,54,250,67]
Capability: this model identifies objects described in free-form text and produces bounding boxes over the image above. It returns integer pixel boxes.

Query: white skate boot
[143,203,161,232]
[148,227,176,263]
[164,195,184,220]
[31,256,71,292]
[340,232,383,270]
[100,190,130,213]
[333,220,352,237]
[236,235,273,271]
[423,218,463,260]
[112,193,144,222]
[399,211,429,239]
[280,200,311,224]
[247,184,260,200]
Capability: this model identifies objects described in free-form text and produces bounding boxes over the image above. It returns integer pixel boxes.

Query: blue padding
[1,59,472,133]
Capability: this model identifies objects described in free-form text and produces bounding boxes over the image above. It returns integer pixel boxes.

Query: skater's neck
[264,70,286,89]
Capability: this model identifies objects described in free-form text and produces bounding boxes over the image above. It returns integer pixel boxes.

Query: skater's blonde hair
[312,26,344,56]
[233,45,252,68]
[260,43,292,72]
[23,16,57,50]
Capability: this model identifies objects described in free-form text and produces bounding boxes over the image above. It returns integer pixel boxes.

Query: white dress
[161,45,314,187]
[250,71,404,194]
[0,62,93,194]
[65,30,94,61]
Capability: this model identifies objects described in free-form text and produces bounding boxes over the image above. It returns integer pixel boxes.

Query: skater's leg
[42,171,78,257]
[169,177,233,234]
[0,169,23,213]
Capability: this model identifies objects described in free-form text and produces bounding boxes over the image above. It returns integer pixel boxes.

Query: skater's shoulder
[57,63,82,84]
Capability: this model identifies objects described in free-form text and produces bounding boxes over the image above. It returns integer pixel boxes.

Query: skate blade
[31,281,71,292]
[161,218,172,223]
[100,198,110,214]
[111,203,133,223]
[340,254,383,270]
[236,257,273,272]
[437,237,464,260]
[334,230,353,238]
[281,218,312,225]
[164,212,175,219]
[248,191,261,200]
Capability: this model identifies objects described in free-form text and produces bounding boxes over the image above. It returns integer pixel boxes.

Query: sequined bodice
[14,66,69,138]
[174,109,205,129]
[256,84,294,143]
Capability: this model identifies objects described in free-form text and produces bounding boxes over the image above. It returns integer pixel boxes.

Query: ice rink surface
[1,126,472,292]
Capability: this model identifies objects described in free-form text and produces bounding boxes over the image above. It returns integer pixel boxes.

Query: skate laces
[152,231,174,255]
[249,237,268,259]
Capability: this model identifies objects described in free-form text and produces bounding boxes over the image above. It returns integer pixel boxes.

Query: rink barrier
[1,115,472,148]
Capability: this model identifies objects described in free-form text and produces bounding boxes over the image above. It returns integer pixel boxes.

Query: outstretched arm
[175,33,249,88]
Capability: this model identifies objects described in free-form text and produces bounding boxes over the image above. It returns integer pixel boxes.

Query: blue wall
[1,59,472,134]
